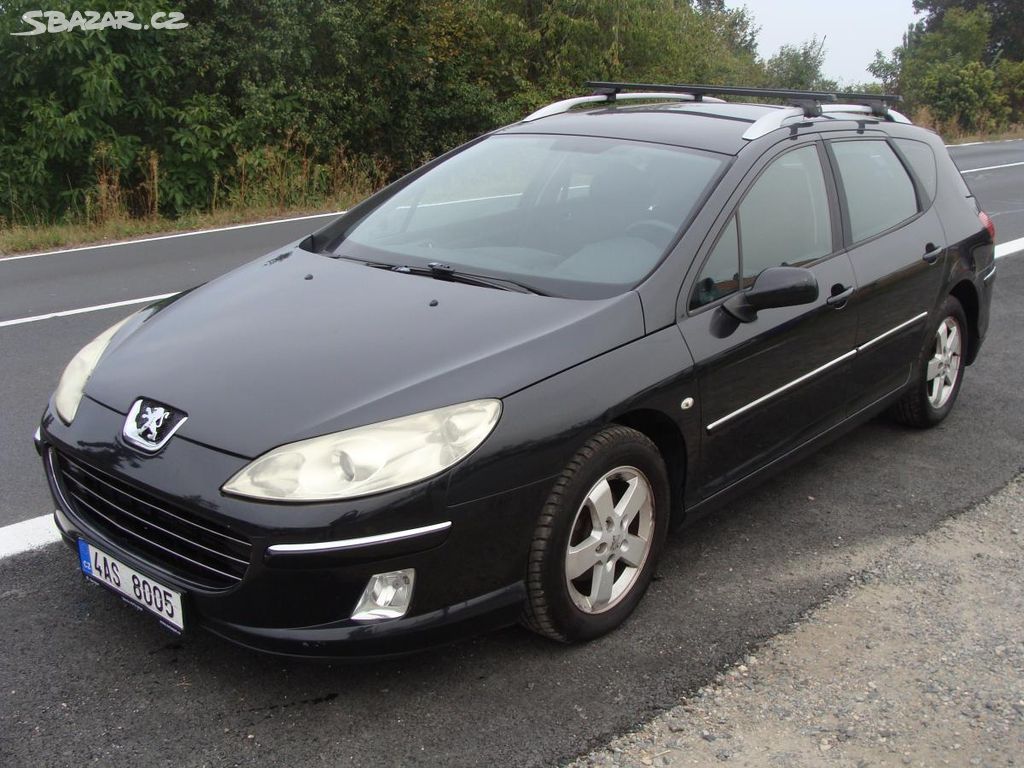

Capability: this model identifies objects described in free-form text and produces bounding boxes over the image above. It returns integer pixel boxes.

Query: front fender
[446,326,698,507]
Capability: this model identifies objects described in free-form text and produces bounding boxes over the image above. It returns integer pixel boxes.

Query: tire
[890,295,968,428]
[521,425,670,643]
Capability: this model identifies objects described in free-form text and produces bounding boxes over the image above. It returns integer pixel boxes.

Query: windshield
[338,134,727,298]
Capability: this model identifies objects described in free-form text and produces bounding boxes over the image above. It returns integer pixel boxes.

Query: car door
[679,138,859,500]
[824,134,948,413]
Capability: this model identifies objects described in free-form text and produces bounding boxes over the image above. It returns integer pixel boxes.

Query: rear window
[339,135,727,298]
[831,140,919,243]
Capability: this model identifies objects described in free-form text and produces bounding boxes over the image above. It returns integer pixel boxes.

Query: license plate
[78,539,184,632]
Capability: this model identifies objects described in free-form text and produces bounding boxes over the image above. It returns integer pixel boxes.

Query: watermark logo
[11,10,188,35]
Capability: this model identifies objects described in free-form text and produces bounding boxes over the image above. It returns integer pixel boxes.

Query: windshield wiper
[362,260,544,295]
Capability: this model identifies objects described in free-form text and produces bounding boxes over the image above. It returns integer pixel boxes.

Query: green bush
[994,58,1024,123]
[0,0,764,226]
[917,60,1008,132]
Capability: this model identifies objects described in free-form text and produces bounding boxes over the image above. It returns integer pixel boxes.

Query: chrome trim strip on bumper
[707,312,929,433]
[267,521,453,555]
[855,311,928,353]
[983,266,997,282]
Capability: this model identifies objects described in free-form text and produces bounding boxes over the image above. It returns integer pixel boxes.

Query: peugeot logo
[123,398,187,453]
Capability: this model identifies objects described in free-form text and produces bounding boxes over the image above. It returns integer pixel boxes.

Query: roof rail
[742,102,912,141]
[522,91,725,122]
[825,104,912,124]
[741,106,806,140]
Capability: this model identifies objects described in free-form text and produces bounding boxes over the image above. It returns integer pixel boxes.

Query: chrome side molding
[706,350,857,432]
[707,312,929,432]
[856,312,928,353]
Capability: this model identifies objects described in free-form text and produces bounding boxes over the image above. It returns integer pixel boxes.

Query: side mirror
[722,266,819,323]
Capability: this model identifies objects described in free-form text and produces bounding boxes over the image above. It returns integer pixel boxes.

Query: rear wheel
[521,426,670,642]
[890,295,967,428]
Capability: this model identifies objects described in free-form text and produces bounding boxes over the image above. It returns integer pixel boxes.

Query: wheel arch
[611,409,688,527]
[949,279,980,365]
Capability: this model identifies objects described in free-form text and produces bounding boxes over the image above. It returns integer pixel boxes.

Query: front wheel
[521,426,670,643]
[890,295,968,428]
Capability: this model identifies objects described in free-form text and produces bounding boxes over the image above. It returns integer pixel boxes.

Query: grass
[945,124,1024,145]
[0,200,357,257]
[3,119,1022,257]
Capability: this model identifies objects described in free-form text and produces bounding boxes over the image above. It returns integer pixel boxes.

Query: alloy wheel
[564,466,655,614]
[926,316,962,409]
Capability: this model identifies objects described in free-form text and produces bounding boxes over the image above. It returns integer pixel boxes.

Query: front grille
[50,450,250,589]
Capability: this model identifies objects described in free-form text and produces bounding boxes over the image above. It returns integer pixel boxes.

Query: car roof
[499,102,761,155]
[500,100,914,156]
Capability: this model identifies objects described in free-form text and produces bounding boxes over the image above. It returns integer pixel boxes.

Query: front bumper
[40,398,550,658]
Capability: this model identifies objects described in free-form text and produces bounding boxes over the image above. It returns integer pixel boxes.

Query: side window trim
[684,137,840,316]
[824,136,927,250]
[688,212,741,311]
[888,138,934,213]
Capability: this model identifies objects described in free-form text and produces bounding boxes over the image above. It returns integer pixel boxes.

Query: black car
[37,83,996,657]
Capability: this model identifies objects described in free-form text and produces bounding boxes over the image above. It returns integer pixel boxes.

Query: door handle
[826,285,855,307]
[923,242,944,264]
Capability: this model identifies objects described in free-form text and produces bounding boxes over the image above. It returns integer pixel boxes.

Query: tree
[912,0,1024,61]
[994,58,1024,121]
[766,37,838,91]
[868,6,1016,132]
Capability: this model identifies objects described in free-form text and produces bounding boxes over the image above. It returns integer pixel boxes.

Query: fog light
[351,569,415,622]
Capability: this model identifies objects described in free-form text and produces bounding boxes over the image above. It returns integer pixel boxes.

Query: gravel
[568,475,1024,767]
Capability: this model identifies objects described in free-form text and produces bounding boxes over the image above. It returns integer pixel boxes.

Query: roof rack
[523,81,906,136]
[586,81,901,116]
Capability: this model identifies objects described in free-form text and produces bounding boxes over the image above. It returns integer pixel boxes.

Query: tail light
[979,211,995,241]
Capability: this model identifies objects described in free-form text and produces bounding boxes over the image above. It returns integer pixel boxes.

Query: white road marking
[0,210,345,262]
[948,138,1024,148]
[0,221,1020,557]
[0,513,61,559]
[2,233,1021,329]
[0,292,176,328]
[995,236,1024,259]
[960,160,1024,174]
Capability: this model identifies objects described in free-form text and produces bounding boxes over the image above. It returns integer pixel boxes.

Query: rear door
[679,138,859,500]
[824,134,948,413]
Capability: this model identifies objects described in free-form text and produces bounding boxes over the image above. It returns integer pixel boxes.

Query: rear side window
[690,145,832,310]
[831,140,919,243]
[894,138,937,204]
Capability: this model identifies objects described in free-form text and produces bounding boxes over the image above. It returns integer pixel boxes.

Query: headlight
[53,315,133,424]
[222,399,501,502]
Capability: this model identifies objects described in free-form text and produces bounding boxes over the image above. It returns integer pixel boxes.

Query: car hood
[85,247,645,457]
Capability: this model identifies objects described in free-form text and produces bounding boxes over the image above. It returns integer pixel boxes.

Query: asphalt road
[954,138,1024,241]
[0,142,1022,768]
[0,214,340,530]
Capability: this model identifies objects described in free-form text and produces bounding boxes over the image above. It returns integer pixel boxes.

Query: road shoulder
[572,476,1024,767]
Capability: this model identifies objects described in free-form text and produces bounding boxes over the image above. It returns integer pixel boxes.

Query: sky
[734,0,922,85]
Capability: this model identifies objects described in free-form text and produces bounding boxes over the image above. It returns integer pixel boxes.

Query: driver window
[740,145,832,284]
[690,144,832,310]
